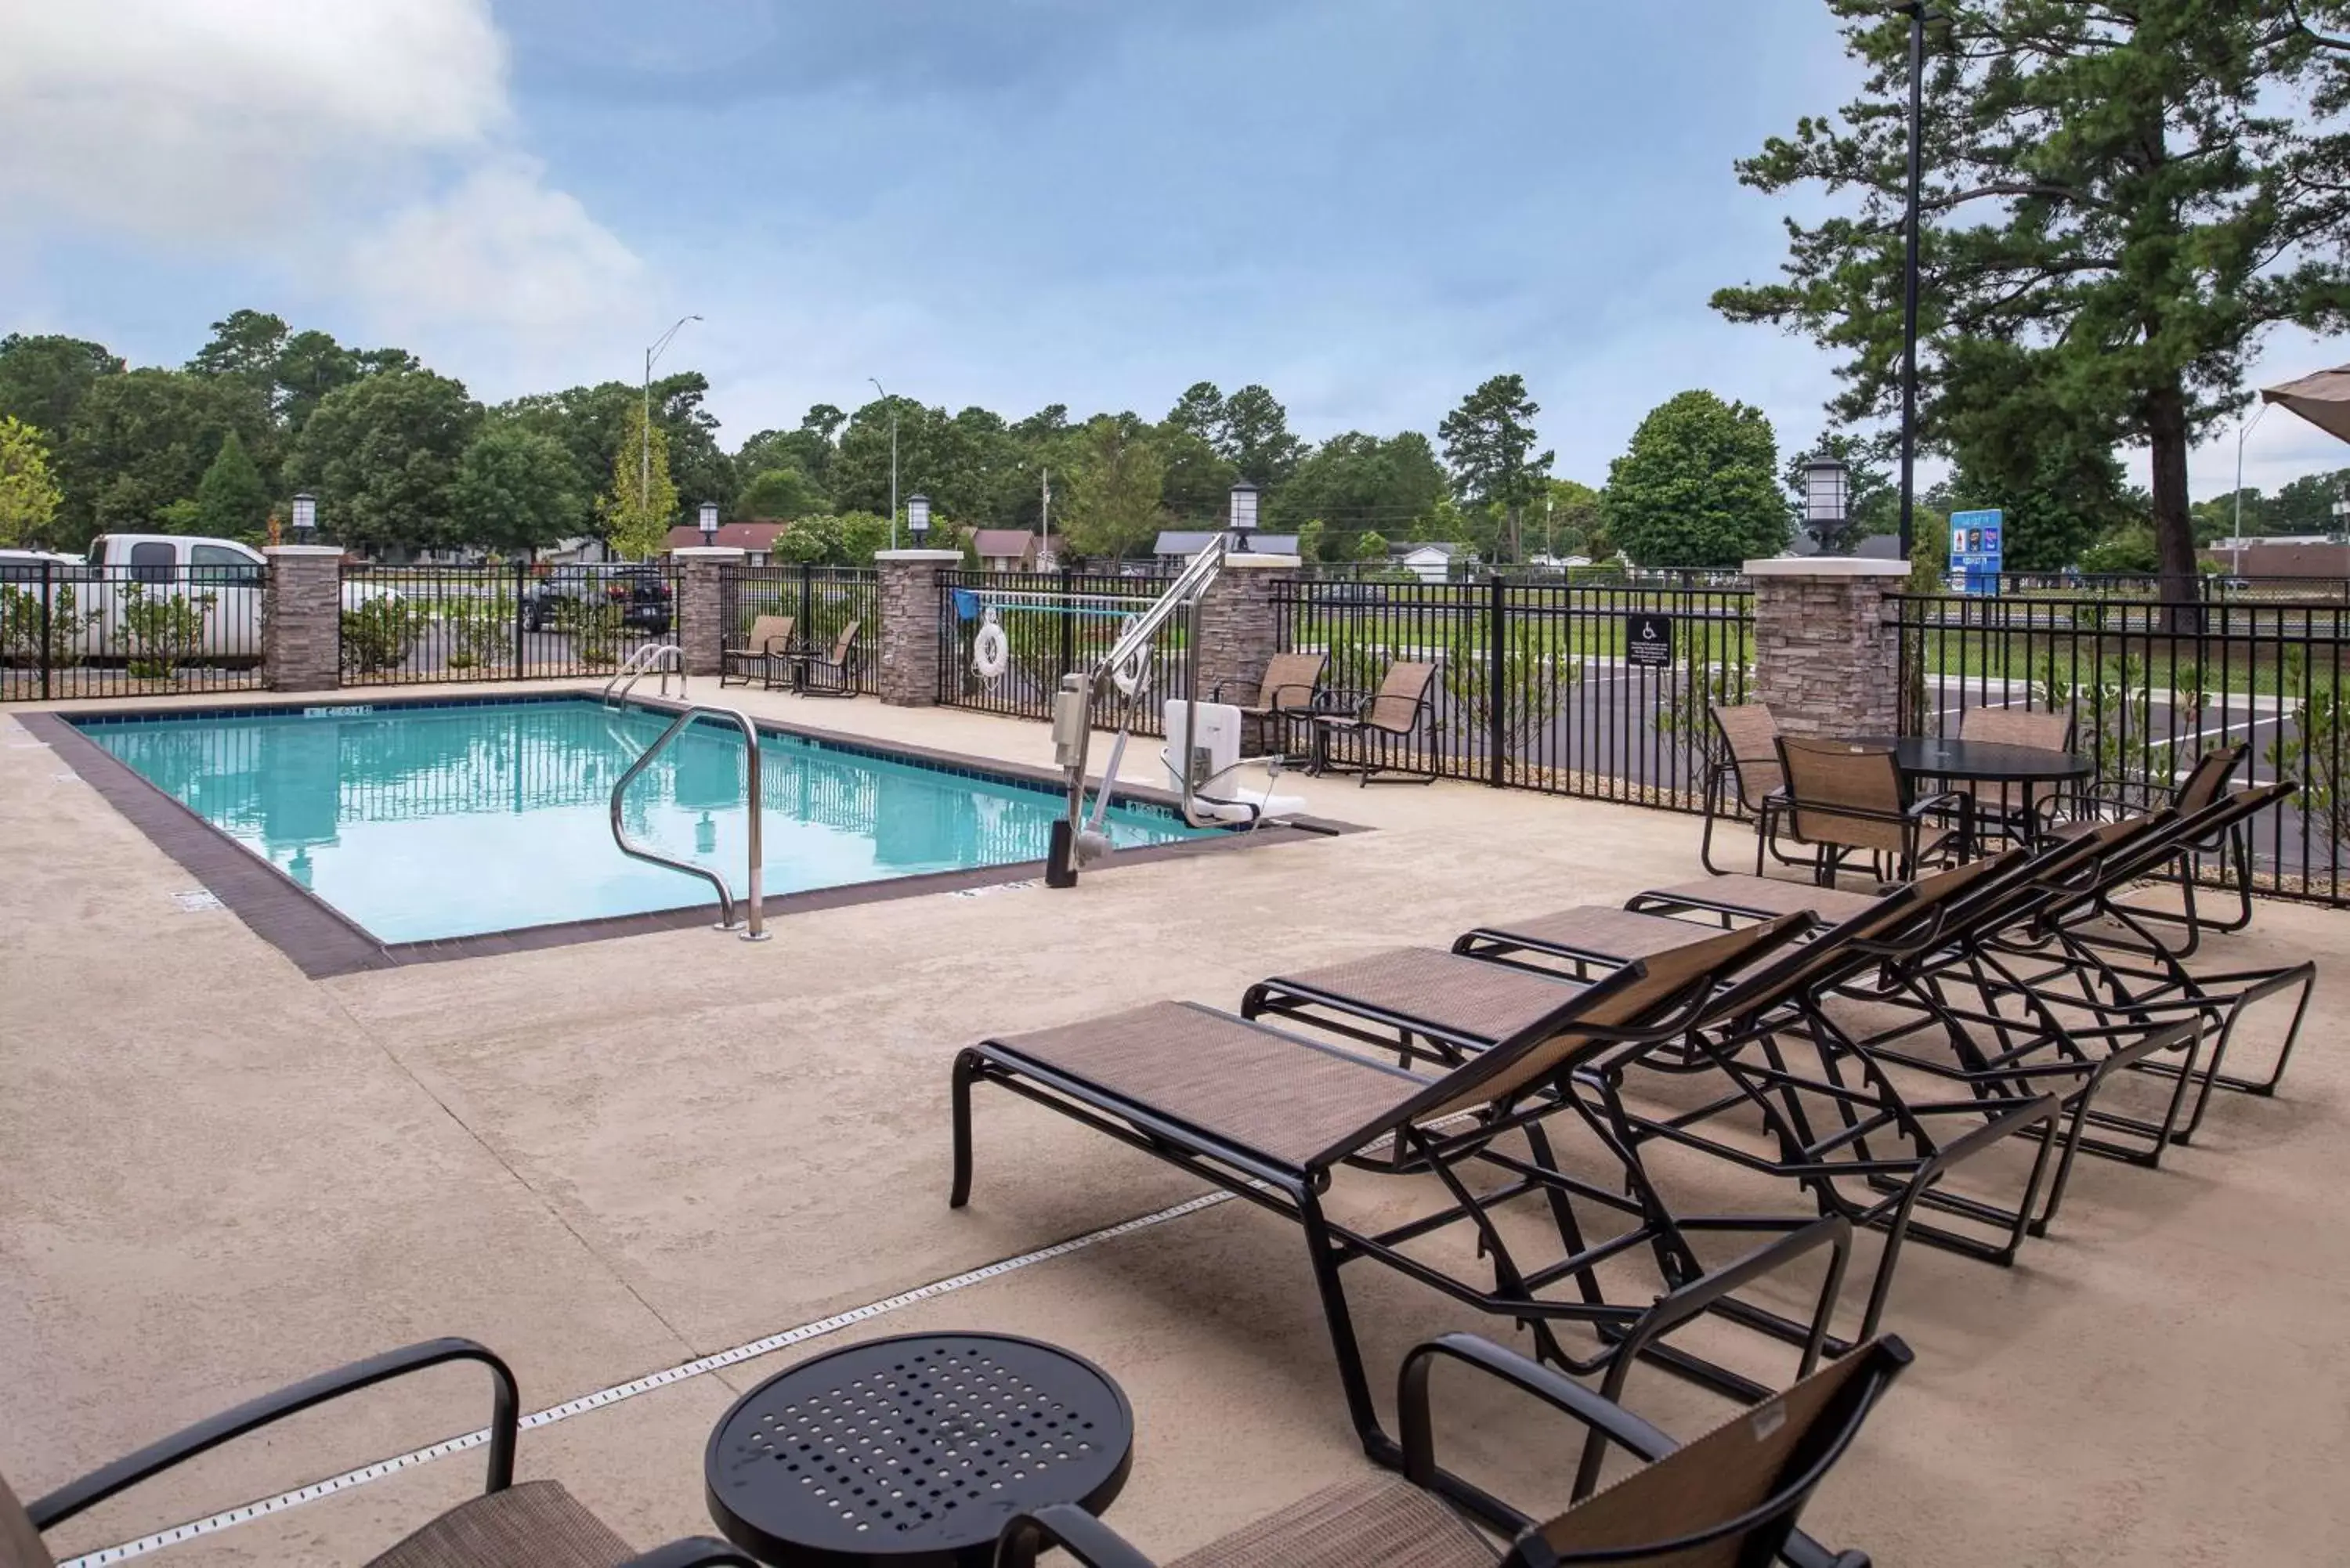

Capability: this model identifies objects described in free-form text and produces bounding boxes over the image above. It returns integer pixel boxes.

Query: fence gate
[937,569,1182,735]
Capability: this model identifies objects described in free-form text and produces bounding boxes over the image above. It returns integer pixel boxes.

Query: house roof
[972,529,1038,558]
[1395,541,1461,560]
[663,521,793,551]
[1154,530,1302,556]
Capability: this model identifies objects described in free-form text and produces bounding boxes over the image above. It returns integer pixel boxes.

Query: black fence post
[512,562,527,677]
[1058,563,1076,685]
[800,560,814,638]
[39,559,53,702]
[1488,573,1506,787]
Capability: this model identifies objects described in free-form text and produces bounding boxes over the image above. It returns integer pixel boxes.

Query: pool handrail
[608,701,769,942]
[605,642,687,708]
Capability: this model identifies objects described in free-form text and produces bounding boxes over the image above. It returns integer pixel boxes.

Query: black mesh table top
[703,1331,1136,1566]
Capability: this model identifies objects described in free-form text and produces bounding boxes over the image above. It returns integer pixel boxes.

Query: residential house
[660,521,793,564]
[1394,541,1466,583]
[1153,529,1300,569]
[972,529,1043,573]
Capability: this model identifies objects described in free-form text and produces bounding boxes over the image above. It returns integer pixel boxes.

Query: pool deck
[4,678,2347,1564]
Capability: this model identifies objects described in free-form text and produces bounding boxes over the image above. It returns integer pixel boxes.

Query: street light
[698,500,719,546]
[645,314,701,528]
[1228,480,1260,551]
[906,493,931,544]
[1801,456,1851,547]
[1894,1,1935,561]
[290,492,317,544]
[2232,403,2272,573]
[870,377,898,550]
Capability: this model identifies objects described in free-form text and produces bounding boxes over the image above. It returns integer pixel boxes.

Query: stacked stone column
[1744,558,1909,738]
[1193,553,1301,750]
[874,550,965,706]
[262,545,345,693]
[671,546,747,677]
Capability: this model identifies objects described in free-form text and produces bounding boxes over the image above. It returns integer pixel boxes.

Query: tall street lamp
[870,376,898,550]
[645,314,701,537]
[1892,3,1936,561]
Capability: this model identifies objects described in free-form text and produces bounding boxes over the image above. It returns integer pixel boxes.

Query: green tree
[734,464,823,520]
[1057,415,1167,560]
[0,416,63,547]
[1714,0,2350,603]
[2269,468,2350,534]
[1440,374,1553,562]
[1541,478,1608,560]
[497,372,732,526]
[56,369,268,543]
[285,370,482,554]
[1217,385,1306,486]
[0,334,124,441]
[1271,431,1448,536]
[1354,529,1390,563]
[454,425,584,555]
[598,402,679,560]
[186,309,288,385]
[1603,390,1790,568]
[190,429,270,540]
[1941,425,2129,570]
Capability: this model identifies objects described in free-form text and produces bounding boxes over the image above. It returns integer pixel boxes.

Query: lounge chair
[718,614,795,690]
[789,620,860,697]
[4,1338,753,1568]
[996,1331,1911,1568]
[1700,703,1790,876]
[1308,659,1440,783]
[1951,704,2075,845]
[953,916,1850,1454]
[1775,736,1962,885]
[1213,649,1327,758]
[2039,741,2253,953]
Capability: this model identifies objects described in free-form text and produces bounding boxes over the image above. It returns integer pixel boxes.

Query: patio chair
[996,1332,1912,1568]
[1952,705,2075,846]
[2038,742,2253,954]
[3,1338,754,1568]
[718,614,795,690]
[790,620,860,697]
[953,916,1855,1457]
[1700,703,1789,876]
[1213,649,1327,758]
[1308,659,1440,784]
[1774,737,1963,886]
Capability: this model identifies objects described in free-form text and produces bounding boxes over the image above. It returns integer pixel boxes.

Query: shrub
[118,583,216,680]
[0,583,99,669]
[340,596,428,674]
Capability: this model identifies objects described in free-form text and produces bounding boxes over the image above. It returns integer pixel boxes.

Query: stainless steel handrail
[608,702,768,941]
[604,642,686,708]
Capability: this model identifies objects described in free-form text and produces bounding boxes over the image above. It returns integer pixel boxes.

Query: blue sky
[2,0,2341,495]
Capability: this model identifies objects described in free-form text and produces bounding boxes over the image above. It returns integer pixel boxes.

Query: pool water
[80,699,1209,942]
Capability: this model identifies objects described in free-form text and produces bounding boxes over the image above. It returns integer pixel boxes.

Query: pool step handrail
[608,703,768,942]
[604,642,686,708]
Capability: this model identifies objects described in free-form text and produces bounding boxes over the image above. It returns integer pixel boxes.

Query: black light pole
[1896,1,1929,561]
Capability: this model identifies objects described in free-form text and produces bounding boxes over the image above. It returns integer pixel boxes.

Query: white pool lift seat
[1162,698,1308,828]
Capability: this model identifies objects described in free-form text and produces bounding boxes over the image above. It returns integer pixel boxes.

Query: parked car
[521,565,673,634]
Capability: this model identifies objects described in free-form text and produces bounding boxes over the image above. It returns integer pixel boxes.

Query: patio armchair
[1774,737,1963,885]
[790,620,861,697]
[1701,703,1790,876]
[1211,649,1327,758]
[996,1331,1911,1568]
[718,614,796,690]
[1952,705,2076,847]
[3,1337,755,1568]
[953,916,1855,1456]
[1308,659,1440,783]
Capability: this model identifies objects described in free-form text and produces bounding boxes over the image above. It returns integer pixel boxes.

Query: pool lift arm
[1046,533,1231,887]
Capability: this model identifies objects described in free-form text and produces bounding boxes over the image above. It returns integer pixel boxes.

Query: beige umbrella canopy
[2261,363,2350,444]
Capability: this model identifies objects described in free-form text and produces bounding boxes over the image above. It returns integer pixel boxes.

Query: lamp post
[1801,455,1851,551]
[2232,403,2271,573]
[644,314,701,522]
[906,493,931,546]
[1228,480,1260,552]
[698,500,719,547]
[870,377,898,550]
[1895,2,1933,561]
[290,491,317,544]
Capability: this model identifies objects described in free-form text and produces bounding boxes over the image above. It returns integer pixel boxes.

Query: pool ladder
[604,641,686,708]
[609,703,768,941]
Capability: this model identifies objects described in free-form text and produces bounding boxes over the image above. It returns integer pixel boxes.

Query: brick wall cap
[671,546,748,559]
[1743,558,1911,579]
[264,545,346,558]
[874,549,966,562]
[1219,554,1302,569]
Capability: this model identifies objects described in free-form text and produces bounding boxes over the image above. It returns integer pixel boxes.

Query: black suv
[522,565,673,634]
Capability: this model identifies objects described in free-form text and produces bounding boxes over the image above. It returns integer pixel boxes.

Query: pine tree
[191,429,270,540]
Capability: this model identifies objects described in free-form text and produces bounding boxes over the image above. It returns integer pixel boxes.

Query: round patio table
[703,1331,1134,1567]
[1850,735,2094,852]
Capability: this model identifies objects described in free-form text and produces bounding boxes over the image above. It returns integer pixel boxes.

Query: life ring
[1111,616,1149,696]
[972,610,1009,680]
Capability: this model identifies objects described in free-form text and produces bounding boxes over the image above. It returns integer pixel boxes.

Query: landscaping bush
[340,596,428,674]
[118,583,216,680]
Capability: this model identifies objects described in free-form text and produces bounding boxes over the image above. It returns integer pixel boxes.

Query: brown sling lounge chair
[953,916,1853,1458]
[1214,649,1327,757]
[3,1339,752,1568]
[719,614,795,689]
[1309,659,1440,783]
[996,1331,1912,1568]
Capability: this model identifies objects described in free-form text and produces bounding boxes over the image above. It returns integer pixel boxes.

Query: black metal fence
[937,568,1184,734]
[1271,578,1755,807]
[718,564,880,694]
[338,562,681,687]
[1893,592,2349,905]
[1,559,267,702]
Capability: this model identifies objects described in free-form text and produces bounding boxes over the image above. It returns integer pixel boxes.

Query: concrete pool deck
[4,678,2347,1563]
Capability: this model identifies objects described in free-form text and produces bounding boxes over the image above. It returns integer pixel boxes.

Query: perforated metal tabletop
[703,1331,1135,1566]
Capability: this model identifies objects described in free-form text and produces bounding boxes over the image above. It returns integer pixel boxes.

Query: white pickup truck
[0,534,394,664]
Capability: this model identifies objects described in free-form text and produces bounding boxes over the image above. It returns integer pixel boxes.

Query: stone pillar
[1744,558,1910,739]
[672,546,747,677]
[262,545,345,693]
[875,549,964,706]
[1194,553,1301,752]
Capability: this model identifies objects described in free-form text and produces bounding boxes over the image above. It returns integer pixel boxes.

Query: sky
[1,0,2343,500]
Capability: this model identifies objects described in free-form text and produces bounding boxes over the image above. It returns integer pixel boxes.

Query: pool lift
[1039,533,1306,887]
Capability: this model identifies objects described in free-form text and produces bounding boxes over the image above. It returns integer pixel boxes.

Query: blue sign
[1949,508,2005,595]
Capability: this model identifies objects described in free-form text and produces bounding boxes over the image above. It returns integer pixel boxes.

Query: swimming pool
[74,697,1212,943]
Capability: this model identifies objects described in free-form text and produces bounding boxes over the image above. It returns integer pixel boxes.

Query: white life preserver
[1111,616,1149,696]
[972,611,1010,680]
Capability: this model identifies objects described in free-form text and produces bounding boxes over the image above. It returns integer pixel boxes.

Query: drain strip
[59,1189,1236,1566]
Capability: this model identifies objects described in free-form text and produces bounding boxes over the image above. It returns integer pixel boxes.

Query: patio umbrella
[2260,363,2350,444]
